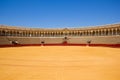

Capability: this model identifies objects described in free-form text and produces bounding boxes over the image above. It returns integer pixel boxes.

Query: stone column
[115,28,118,35]
[21,31,23,37]
[88,31,91,36]
[96,30,99,36]
[117,28,120,35]
[106,29,108,35]
[113,28,116,35]
[107,29,110,35]
[0,30,1,35]
[111,29,113,35]
[94,30,96,36]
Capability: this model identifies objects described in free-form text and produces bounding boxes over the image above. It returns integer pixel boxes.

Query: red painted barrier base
[0,43,120,48]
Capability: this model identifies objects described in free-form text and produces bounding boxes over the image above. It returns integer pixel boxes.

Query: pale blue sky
[0,0,120,28]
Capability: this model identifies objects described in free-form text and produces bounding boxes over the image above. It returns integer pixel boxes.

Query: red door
[63,41,67,45]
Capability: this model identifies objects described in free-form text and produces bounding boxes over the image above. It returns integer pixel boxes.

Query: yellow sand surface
[0,46,120,80]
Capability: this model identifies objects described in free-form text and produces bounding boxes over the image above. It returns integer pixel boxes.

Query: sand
[0,46,120,80]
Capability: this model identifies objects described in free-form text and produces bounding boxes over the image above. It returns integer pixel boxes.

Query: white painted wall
[0,36,120,45]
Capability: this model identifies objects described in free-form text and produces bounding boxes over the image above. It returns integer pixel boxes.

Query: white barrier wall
[0,36,120,45]
[0,36,11,45]
[68,36,120,44]
[40,37,63,44]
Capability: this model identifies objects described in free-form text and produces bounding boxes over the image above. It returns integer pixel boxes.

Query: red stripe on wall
[0,43,120,48]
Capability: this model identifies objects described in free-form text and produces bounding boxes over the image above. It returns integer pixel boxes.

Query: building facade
[0,24,120,47]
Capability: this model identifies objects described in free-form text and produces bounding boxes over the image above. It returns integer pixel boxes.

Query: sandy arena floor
[0,46,120,80]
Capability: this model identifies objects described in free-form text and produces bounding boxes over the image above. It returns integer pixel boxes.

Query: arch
[92,30,95,36]
[95,30,99,36]
[20,31,23,37]
[12,31,16,36]
[82,31,85,36]
[76,31,79,36]
[88,31,91,36]
[30,31,33,37]
[0,30,1,36]
[4,30,9,36]
[28,31,31,37]
[105,29,109,35]
[40,32,44,37]
[103,29,106,36]
[23,31,27,37]
[108,29,112,35]
[100,29,103,36]
[16,31,20,36]
[49,32,52,36]
[2,30,5,36]
[116,28,120,35]
[71,31,74,36]
[73,31,76,36]
[61,32,63,36]
[85,31,88,36]
[8,30,12,36]
[77,31,80,36]
[68,31,71,36]
[118,28,120,35]
[113,29,116,35]
[25,31,29,37]
[90,30,93,36]
[80,31,83,36]
[98,30,101,36]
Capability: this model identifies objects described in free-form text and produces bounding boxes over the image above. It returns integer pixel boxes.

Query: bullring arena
[0,24,120,80]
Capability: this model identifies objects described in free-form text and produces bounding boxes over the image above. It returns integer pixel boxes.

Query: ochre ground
[0,46,120,80]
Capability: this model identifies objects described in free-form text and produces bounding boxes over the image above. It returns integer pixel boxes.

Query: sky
[0,0,120,28]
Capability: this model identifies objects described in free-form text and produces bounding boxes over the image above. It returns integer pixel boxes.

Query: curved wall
[0,24,120,47]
